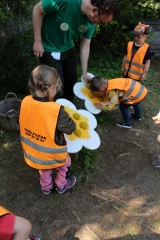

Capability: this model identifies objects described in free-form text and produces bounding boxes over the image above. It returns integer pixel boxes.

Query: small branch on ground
[72,210,101,240]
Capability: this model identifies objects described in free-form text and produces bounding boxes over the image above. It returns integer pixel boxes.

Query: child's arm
[57,107,76,134]
[141,59,150,80]
[121,55,126,76]
[152,111,160,124]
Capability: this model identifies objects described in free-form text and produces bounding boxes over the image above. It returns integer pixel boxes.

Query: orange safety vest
[107,78,148,105]
[19,96,68,170]
[0,205,11,217]
[124,41,149,80]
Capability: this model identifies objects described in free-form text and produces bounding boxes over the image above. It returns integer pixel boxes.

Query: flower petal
[56,98,76,110]
[85,99,101,115]
[82,130,101,150]
[56,98,101,153]
[73,82,86,100]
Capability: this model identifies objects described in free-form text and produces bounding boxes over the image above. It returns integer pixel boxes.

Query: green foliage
[96,111,111,127]
[88,53,122,79]
[0,1,36,20]
[0,30,38,98]
[69,148,98,181]
[0,7,7,23]
[91,0,160,54]
[82,148,98,172]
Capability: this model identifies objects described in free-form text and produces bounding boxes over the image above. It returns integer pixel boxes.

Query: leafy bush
[0,30,38,98]
[70,148,98,181]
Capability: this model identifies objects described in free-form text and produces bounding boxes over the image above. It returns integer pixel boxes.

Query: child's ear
[100,88,105,94]
[91,6,99,17]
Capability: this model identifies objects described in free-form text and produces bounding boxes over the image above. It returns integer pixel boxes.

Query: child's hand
[141,72,147,81]
[94,102,104,110]
[152,113,160,124]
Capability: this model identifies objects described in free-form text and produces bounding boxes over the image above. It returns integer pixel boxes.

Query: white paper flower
[73,73,110,114]
[56,98,101,153]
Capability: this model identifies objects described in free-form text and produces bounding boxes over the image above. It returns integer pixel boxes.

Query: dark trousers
[120,102,141,125]
[40,51,77,102]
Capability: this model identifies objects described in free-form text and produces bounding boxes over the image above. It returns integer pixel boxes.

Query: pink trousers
[39,155,71,191]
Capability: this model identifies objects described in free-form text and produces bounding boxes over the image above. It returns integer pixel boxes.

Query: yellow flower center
[65,106,90,141]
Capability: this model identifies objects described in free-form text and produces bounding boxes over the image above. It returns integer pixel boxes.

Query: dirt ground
[1,60,160,240]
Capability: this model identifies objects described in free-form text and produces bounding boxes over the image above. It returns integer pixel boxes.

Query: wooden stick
[90,191,113,202]
[72,211,101,240]
[142,223,160,235]
[128,141,145,150]
[85,225,101,240]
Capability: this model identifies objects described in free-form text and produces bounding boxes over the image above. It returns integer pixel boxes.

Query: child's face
[134,34,147,45]
[92,89,106,97]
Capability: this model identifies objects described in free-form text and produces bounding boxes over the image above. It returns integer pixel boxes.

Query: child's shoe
[152,158,160,168]
[116,122,132,129]
[41,189,51,195]
[30,236,41,240]
[56,175,76,194]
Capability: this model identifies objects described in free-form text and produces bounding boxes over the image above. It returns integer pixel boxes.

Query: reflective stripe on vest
[124,42,149,80]
[107,78,148,105]
[23,151,66,166]
[128,85,145,102]
[120,80,136,102]
[19,96,68,170]
[21,135,67,154]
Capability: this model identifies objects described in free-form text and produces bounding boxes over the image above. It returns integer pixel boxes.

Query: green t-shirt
[42,0,96,52]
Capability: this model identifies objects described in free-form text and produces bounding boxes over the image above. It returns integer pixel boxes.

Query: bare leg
[13,216,32,240]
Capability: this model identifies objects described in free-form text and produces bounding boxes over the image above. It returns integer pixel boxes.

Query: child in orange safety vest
[89,76,148,129]
[19,65,76,195]
[121,22,151,81]
[0,205,40,240]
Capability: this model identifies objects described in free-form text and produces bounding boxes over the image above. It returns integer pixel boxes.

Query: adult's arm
[33,1,45,57]
[80,36,91,84]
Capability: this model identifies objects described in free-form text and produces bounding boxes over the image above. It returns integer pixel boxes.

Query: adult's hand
[83,73,92,85]
[33,41,44,57]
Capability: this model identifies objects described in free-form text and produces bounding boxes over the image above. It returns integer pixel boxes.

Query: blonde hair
[28,65,61,101]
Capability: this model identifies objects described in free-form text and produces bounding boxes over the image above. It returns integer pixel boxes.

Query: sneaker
[41,189,51,195]
[30,237,41,240]
[152,158,160,168]
[116,122,132,129]
[130,113,141,121]
[56,175,76,194]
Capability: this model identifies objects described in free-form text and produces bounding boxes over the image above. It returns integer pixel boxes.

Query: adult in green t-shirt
[33,0,118,102]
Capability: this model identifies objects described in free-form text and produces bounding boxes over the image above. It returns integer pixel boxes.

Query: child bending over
[89,76,148,129]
